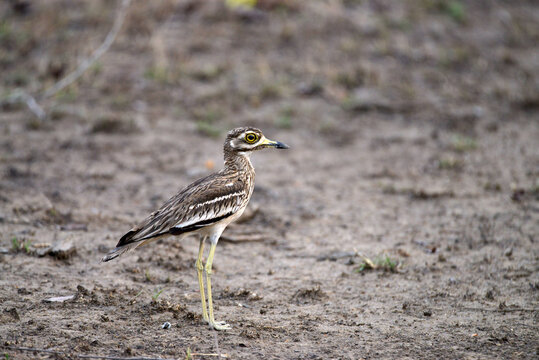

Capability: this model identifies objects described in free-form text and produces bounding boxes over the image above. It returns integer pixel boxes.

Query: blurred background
[1,0,537,359]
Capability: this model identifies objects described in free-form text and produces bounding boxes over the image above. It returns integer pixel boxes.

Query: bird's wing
[115,174,247,248]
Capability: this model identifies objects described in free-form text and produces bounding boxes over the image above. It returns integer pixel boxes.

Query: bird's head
[224,127,289,158]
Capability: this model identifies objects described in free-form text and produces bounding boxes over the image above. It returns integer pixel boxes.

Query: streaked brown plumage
[102,127,289,330]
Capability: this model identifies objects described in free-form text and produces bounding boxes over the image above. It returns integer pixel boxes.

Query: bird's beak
[261,138,290,149]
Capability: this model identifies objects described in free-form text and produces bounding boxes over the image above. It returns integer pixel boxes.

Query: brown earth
[1,1,538,359]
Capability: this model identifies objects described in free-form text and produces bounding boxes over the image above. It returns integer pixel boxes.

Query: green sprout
[23,239,32,253]
[144,269,152,282]
[357,254,399,273]
[446,1,466,23]
[451,134,477,152]
[152,288,165,301]
[11,237,19,251]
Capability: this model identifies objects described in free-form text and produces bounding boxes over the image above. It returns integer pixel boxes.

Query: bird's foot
[208,319,232,331]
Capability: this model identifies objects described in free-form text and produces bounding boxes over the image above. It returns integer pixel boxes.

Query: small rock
[402,302,409,310]
[316,251,356,262]
[423,310,432,317]
[77,285,90,296]
[36,247,52,257]
[4,308,20,321]
[44,295,75,303]
[50,241,77,260]
[297,81,324,96]
[161,322,171,329]
[504,247,513,257]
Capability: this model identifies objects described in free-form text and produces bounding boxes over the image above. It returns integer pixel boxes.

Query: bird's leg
[204,242,231,330]
[196,237,209,323]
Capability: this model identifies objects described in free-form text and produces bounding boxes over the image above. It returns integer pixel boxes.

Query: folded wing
[102,173,246,262]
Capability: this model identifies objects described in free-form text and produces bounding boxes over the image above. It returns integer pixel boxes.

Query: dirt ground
[1,1,538,359]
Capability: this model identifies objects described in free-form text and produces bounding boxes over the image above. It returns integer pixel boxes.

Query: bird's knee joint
[204,265,212,275]
[196,260,204,271]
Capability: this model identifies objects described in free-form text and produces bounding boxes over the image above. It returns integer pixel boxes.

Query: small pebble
[44,295,75,303]
[161,322,171,329]
[402,302,409,310]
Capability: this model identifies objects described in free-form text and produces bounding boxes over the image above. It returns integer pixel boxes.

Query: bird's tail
[101,242,138,262]
[101,234,165,262]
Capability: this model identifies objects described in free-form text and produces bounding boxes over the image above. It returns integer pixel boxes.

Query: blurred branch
[43,0,131,98]
[1,0,131,121]
[3,89,47,120]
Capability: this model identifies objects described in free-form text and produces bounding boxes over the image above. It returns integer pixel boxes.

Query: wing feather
[114,174,247,248]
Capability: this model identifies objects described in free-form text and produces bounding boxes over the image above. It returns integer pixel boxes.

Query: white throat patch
[236,151,252,158]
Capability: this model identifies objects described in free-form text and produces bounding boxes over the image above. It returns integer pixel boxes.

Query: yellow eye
[245,133,258,143]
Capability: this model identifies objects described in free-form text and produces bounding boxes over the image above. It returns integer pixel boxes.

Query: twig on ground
[191,353,228,358]
[212,331,222,359]
[354,249,376,269]
[219,233,269,243]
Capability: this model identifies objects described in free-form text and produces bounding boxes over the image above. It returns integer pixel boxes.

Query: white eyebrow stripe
[225,183,234,187]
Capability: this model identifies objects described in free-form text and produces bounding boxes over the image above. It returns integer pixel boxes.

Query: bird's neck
[224,152,255,175]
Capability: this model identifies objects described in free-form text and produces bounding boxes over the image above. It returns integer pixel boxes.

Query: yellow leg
[205,243,231,330]
[196,237,209,322]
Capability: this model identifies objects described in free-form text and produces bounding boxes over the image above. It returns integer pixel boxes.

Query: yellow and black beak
[260,137,290,149]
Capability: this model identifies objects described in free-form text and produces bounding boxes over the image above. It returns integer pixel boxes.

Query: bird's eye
[245,133,258,143]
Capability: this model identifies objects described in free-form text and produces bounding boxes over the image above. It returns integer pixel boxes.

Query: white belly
[197,204,248,244]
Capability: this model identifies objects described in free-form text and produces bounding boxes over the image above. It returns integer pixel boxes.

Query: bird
[102,127,289,330]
